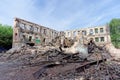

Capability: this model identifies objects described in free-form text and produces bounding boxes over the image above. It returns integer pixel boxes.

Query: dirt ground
[0,60,39,80]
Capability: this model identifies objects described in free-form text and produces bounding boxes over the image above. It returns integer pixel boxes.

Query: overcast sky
[0,0,120,31]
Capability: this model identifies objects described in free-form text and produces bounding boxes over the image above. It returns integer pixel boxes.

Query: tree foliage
[0,24,13,49]
[109,18,120,48]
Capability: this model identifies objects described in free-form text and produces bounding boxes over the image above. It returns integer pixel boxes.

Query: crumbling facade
[64,25,111,45]
[13,18,111,47]
[12,18,60,47]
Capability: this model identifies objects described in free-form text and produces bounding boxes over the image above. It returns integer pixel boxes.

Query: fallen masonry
[0,38,120,80]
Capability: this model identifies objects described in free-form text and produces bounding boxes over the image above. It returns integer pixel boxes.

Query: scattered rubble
[105,43,120,60]
[0,38,120,80]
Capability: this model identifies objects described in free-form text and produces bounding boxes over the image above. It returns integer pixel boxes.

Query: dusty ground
[0,60,39,80]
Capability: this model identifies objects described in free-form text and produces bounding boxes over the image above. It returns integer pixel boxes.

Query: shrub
[0,24,13,49]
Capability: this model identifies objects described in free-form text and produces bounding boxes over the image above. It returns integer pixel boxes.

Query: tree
[0,24,13,49]
[109,18,120,48]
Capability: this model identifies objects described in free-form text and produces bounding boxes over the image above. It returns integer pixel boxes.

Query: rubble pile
[0,45,59,65]
[0,40,120,80]
[31,46,120,80]
[52,61,120,80]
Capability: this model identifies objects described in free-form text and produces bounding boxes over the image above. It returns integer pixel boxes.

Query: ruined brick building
[13,18,111,47]
[64,25,111,45]
[12,18,61,47]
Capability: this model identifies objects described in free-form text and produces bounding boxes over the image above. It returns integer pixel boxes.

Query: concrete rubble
[0,37,120,80]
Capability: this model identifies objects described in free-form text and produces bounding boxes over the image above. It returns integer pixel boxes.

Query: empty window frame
[37,27,39,32]
[26,25,29,30]
[19,23,25,29]
[95,28,98,33]
[100,37,104,42]
[29,36,32,41]
[39,27,41,33]
[95,37,99,42]
[100,28,104,33]
[44,29,46,35]
[34,27,37,32]
[54,32,56,36]
[56,32,58,36]
[22,35,27,42]
[34,27,39,32]
[73,31,77,37]
[68,32,70,37]
[82,30,87,35]
[26,25,31,30]
[78,31,80,35]
[89,29,93,35]
[30,26,34,31]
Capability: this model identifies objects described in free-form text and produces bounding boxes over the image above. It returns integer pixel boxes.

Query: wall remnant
[13,18,111,47]
[64,25,111,45]
[12,18,62,47]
